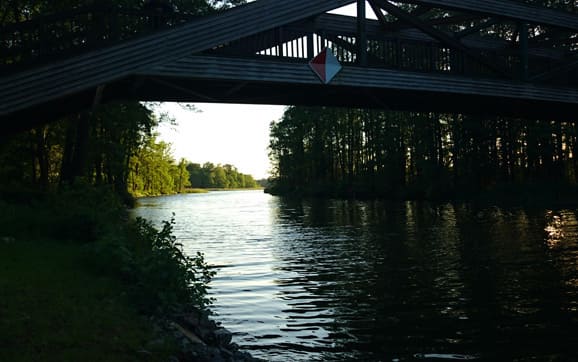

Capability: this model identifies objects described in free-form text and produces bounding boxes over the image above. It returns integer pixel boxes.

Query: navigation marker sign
[309,48,342,84]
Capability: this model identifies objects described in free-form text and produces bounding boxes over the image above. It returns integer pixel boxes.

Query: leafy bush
[91,215,215,316]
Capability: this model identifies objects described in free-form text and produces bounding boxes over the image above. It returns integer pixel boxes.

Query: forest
[0,100,258,199]
[267,107,578,202]
[186,162,258,189]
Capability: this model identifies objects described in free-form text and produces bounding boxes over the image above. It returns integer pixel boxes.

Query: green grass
[182,188,209,194]
[0,239,177,362]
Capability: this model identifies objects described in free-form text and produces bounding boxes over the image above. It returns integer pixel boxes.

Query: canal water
[132,190,578,361]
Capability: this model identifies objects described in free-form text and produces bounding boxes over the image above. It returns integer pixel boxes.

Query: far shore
[134,187,265,198]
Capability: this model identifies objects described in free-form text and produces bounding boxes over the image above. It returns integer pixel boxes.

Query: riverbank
[265,181,578,208]
[133,187,264,198]
[0,239,263,362]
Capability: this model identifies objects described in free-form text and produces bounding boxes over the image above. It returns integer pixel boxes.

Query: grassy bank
[183,188,209,193]
[205,187,264,192]
[0,240,176,362]
[131,187,264,199]
[0,186,214,361]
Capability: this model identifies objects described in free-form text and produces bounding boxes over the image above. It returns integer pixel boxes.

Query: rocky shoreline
[163,309,266,362]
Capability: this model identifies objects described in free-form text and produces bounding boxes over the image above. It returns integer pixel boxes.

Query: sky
[156,103,285,180]
[155,3,375,180]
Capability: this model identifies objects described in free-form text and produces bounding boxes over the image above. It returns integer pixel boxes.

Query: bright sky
[156,103,285,180]
[155,3,374,180]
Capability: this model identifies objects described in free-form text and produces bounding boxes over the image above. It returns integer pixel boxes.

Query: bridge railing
[0,5,194,75]
[208,28,520,81]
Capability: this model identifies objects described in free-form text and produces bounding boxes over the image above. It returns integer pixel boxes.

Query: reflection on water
[132,191,578,361]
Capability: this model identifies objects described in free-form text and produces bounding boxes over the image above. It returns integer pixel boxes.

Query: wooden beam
[357,0,368,65]
[368,6,476,31]
[427,14,481,27]
[144,76,217,102]
[530,30,576,48]
[141,55,578,107]
[369,0,393,29]
[519,22,529,81]
[324,34,383,64]
[378,5,432,31]
[307,33,314,58]
[530,58,578,82]
[0,0,357,117]
[400,0,578,32]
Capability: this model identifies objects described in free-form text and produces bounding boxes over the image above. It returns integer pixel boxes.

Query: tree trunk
[60,112,91,184]
[35,126,49,188]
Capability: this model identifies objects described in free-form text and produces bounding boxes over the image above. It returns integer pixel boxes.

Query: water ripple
[133,191,578,361]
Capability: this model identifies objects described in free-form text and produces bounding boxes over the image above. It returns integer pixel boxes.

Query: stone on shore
[170,309,266,362]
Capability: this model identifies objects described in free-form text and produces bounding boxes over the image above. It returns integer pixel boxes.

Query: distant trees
[268,106,578,200]
[186,162,258,189]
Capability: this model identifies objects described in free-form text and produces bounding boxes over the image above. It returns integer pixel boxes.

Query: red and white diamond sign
[309,47,342,84]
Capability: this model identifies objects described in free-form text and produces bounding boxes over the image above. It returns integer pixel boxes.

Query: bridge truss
[1,0,578,132]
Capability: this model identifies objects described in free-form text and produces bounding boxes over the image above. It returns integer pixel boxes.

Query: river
[132,190,578,361]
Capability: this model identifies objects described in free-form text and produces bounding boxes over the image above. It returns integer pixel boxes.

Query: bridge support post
[357,0,368,65]
[307,33,314,58]
[276,28,284,57]
[519,22,529,81]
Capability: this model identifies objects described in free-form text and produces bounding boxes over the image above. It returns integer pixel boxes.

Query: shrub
[91,215,215,316]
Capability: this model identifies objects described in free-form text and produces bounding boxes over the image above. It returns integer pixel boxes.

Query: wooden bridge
[2,0,578,133]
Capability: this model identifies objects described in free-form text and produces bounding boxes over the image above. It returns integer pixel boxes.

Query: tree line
[0,0,245,25]
[0,100,258,200]
[187,163,258,189]
[0,102,157,202]
[267,106,578,201]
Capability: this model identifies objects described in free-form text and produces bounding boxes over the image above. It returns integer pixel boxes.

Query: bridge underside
[2,0,578,132]
[134,64,577,120]
[5,78,578,136]
[7,57,578,132]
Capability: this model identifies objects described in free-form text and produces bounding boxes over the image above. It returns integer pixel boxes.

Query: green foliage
[128,134,174,196]
[92,215,215,315]
[0,101,157,203]
[127,135,192,197]
[187,162,258,189]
